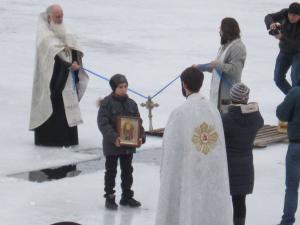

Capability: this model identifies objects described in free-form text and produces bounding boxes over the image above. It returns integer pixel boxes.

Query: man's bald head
[46,4,63,24]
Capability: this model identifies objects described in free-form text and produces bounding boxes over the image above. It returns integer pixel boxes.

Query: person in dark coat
[277,81,300,225]
[97,74,146,210]
[221,83,264,225]
[265,2,300,95]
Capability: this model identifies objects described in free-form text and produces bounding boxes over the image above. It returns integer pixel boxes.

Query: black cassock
[34,50,80,147]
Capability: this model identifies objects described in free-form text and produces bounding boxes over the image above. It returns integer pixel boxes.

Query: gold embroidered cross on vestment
[192,122,219,155]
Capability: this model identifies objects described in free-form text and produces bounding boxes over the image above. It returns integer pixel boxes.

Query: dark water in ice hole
[8,147,161,182]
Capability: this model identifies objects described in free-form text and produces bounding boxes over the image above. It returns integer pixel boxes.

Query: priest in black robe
[29,4,89,147]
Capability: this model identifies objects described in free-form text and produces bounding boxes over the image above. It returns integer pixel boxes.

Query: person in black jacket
[265,2,300,95]
[97,74,146,210]
[277,81,300,225]
[222,83,264,225]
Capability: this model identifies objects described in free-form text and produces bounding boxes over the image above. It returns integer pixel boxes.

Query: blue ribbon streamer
[215,70,232,87]
[151,75,181,99]
[197,63,232,87]
[71,71,77,90]
[81,65,232,101]
[81,67,148,99]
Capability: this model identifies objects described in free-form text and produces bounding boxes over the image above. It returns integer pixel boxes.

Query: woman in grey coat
[195,17,247,113]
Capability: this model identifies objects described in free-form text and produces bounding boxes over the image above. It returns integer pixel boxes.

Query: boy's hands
[114,138,143,147]
[114,137,121,147]
[138,138,142,147]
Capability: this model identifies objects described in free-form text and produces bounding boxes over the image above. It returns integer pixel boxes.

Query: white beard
[49,22,67,44]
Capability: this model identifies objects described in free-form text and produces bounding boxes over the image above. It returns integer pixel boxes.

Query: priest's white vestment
[155,93,232,225]
[29,12,89,130]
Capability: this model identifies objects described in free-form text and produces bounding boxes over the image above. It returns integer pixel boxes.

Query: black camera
[268,23,281,36]
[269,28,281,36]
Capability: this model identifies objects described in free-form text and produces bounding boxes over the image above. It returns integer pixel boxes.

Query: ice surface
[0,0,297,224]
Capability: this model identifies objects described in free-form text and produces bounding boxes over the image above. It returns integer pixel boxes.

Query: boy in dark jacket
[277,82,300,225]
[97,74,146,210]
[265,2,300,95]
[222,83,264,225]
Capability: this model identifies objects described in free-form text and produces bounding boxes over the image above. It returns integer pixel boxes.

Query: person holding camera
[265,2,300,95]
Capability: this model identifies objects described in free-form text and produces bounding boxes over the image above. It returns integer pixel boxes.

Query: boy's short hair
[180,67,204,93]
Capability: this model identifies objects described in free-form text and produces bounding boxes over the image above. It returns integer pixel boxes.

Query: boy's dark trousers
[232,195,246,225]
[104,154,134,199]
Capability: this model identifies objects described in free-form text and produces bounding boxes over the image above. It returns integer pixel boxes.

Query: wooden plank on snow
[146,125,288,149]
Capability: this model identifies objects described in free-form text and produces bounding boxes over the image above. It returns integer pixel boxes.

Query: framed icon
[116,116,141,147]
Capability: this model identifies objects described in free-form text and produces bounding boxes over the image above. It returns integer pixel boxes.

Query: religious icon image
[123,121,134,141]
[117,116,141,147]
[192,122,219,155]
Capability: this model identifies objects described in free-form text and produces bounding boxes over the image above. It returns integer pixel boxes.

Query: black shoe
[105,195,118,210]
[119,197,141,207]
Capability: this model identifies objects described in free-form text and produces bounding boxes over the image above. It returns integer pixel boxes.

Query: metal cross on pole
[141,96,159,131]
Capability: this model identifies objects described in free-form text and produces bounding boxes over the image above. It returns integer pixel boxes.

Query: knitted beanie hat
[109,74,128,92]
[230,83,250,104]
[289,2,300,15]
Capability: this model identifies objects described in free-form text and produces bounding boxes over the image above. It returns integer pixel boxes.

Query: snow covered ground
[0,0,299,224]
